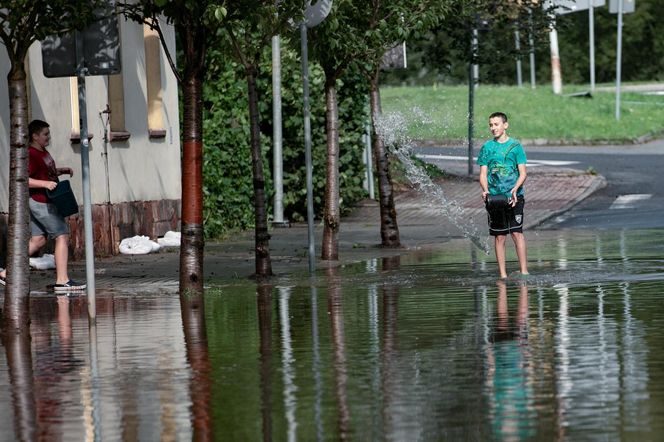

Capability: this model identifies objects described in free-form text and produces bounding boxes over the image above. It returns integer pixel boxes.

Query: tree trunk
[246,64,273,277]
[321,77,340,261]
[3,65,32,331]
[369,70,400,247]
[179,70,205,294]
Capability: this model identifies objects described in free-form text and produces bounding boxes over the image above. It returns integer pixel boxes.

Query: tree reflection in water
[181,290,213,441]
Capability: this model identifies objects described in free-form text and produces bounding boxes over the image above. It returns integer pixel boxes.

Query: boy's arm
[510,163,527,206]
[28,177,57,191]
[479,165,489,201]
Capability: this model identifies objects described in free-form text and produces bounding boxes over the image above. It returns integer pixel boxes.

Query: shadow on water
[1,229,664,439]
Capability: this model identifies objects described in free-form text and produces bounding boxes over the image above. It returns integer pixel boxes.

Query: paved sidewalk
[20,164,605,293]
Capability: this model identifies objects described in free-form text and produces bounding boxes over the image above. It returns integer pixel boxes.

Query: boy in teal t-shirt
[477,112,528,279]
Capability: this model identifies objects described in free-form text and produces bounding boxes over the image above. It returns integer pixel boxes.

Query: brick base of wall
[0,199,181,263]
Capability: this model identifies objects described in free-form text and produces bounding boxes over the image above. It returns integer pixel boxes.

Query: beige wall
[0,18,181,211]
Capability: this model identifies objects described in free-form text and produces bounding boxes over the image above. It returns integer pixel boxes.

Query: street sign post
[610,0,635,119]
[550,0,606,92]
[40,1,121,323]
[301,0,333,275]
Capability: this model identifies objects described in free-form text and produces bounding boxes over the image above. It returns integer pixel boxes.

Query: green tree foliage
[379,0,551,86]
[384,0,664,86]
[554,0,664,83]
[202,43,369,239]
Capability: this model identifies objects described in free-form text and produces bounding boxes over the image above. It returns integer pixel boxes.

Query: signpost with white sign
[41,0,120,322]
[610,0,635,119]
[301,0,333,274]
[552,0,606,92]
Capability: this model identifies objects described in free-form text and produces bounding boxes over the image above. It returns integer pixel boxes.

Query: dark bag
[46,180,79,217]
[486,194,510,210]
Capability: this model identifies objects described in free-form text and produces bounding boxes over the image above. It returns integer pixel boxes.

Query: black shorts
[486,196,524,236]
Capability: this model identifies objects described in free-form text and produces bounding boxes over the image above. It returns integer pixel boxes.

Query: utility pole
[549,18,562,94]
[271,34,288,227]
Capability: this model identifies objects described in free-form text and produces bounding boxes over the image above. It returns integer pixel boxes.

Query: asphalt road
[415,138,664,230]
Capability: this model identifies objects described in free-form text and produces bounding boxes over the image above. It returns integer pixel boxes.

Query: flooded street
[2,229,664,440]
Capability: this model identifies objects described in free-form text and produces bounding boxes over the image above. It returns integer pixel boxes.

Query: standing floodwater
[374,110,491,254]
[1,229,664,439]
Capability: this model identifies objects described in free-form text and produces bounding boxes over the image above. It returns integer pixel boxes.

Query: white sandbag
[157,230,181,247]
[30,253,56,270]
[119,235,161,255]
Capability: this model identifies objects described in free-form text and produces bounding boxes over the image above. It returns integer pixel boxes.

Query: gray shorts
[30,198,69,238]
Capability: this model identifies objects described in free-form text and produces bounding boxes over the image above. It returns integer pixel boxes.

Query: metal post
[300,23,316,274]
[549,20,562,94]
[272,35,287,227]
[589,5,596,92]
[468,60,475,176]
[529,9,536,89]
[471,28,479,89]
[363,100,374,200]
[615,0,623,120]
[76,33,96,323]
[515,28,523,87]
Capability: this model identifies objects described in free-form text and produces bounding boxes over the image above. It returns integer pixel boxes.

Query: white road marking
[609,194,652,210]
[416,154,579,167]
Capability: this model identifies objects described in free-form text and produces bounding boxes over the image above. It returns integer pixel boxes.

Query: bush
[202,42,370,238]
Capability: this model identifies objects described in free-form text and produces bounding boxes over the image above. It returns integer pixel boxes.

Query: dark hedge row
[201,43,370,239]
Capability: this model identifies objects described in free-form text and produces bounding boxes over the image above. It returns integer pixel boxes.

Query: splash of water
[375,110,491,255]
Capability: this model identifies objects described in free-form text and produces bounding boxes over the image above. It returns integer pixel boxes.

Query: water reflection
[380,258,399,440]
[484,280,535,440]
[2,328,36,441]
[181,291,213,441]
[0,230,663,439]
[257,284,273,442]
[326,266,350,441]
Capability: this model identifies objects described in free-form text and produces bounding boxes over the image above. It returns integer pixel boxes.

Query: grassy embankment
[380,84,664,144]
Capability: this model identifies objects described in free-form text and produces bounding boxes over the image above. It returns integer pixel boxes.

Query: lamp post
[467,14,490,176]
[300,0,333,274]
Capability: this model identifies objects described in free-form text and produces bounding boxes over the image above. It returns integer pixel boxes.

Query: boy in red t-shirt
[1,120,85,291]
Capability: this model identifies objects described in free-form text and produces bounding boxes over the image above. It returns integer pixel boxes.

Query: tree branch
[150,17,183,84]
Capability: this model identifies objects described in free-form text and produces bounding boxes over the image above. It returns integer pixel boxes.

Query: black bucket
[47,180,79,217]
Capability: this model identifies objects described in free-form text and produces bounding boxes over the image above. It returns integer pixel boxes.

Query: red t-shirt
[28,146,58,203]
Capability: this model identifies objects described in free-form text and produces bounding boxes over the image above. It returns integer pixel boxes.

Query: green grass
[380,84,664,143]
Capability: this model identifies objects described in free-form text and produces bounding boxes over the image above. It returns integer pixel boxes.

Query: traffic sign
[41,0,121,77]
[609,0,635,13]
[553,0,605,15]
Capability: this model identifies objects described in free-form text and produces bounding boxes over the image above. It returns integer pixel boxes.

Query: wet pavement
[9,163,664,440]
[15,164,607,291]
[2,228,664,440]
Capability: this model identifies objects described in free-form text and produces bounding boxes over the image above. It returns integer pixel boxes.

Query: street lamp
[467,14,490,176]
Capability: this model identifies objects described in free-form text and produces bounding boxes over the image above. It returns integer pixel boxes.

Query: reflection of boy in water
[485,280,534,440]
[32,296,78,439]
[478,112,528,279]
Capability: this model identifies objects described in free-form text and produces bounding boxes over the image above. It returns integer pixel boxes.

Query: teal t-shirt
[477,138,527,197]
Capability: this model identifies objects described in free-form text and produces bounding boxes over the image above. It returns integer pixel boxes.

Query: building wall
[0,18,181,258]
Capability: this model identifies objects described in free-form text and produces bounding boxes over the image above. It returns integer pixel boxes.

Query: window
[144,22,166,139]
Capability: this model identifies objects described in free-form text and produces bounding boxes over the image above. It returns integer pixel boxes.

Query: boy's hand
[510,189,518,207]
[481,190,489,202]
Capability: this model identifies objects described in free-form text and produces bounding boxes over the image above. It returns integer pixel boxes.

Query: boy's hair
[28,119,50,138]
[489,112,508,123]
